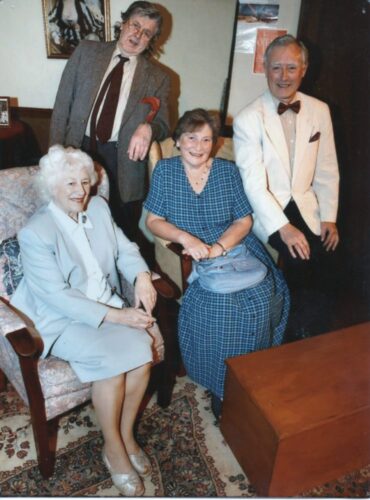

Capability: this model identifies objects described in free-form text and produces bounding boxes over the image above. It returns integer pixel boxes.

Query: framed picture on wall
[42,0,111,59]
[0,97,11,128]
[253,28,287,73]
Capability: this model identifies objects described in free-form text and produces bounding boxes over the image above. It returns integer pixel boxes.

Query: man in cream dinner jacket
[233,34,340,340]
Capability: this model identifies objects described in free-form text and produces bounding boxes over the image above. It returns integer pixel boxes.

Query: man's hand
[321,222,339,251]
[279,223,310,259]
[127,123,152,161]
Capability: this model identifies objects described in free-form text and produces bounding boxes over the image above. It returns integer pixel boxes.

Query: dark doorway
[297,0,370,328]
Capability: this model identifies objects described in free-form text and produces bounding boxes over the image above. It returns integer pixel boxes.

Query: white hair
[263,34,309,67]
[38,145,97,200]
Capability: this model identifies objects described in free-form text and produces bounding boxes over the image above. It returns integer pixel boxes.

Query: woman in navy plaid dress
[145,109,289,416]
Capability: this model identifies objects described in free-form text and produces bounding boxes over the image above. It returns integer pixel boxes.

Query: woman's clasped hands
[178,232,224,261]
[105,272,157,330]
[179,233,210,261]
[107,307,155,329]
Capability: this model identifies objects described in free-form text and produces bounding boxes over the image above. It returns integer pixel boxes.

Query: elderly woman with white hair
[11,144,163,496]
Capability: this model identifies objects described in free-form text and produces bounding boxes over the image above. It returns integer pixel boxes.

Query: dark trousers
[82,136,142,243]
[269,201,337,340]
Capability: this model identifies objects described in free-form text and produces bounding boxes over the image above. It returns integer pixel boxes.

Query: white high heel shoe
[129,448,152,477]
[102,451,144,496]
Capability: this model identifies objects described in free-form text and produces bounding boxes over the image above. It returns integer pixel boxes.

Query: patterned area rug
[0,376,369,497]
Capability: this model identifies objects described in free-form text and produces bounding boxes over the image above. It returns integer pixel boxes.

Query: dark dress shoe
[211,393,222,420]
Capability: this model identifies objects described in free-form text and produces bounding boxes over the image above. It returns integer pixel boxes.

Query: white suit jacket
[233,90,339,243]
[11,196,149,357]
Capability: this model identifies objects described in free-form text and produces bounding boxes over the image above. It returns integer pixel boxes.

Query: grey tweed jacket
[49,40,171,202]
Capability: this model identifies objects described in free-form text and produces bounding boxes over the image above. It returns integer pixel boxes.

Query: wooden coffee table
[220,322,370,497]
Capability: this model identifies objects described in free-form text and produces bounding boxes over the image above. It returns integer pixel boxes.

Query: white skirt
[51,321,153,382]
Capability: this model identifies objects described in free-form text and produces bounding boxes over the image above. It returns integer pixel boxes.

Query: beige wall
[0,0,235,121]
[227,0,302,121]
[0,0,301,123]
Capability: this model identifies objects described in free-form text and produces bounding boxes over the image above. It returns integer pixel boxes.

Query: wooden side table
[221,322,370,496]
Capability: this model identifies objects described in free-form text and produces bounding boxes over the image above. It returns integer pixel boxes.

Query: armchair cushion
[0,299,91,419]
[0,236,23,301]
[0,301,28,400]
[215,137,234,161]
[37,357,91,419]
[0,166,42,241]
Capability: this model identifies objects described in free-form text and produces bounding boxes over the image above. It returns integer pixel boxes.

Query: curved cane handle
[141,96,161,124]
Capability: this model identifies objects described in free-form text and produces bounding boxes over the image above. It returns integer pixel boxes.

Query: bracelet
[215,241,227,256]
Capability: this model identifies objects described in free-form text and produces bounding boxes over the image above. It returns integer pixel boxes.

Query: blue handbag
[187,243,268,293]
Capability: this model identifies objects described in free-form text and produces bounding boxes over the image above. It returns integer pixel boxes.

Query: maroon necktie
[90,55,128,149]
[277,100,301,115]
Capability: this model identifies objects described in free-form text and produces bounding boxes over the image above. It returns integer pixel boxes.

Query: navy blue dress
[145,157,289,398]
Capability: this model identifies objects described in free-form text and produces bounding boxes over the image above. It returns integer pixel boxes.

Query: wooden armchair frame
[1,300,59,477]
[0,274,179,478]
[0,163,180,479]
[165,244,192,292]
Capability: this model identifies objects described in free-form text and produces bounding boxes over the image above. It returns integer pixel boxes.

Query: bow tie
[277,100,301,115]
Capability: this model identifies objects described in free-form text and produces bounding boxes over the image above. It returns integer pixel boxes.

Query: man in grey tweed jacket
[49,1,170,240]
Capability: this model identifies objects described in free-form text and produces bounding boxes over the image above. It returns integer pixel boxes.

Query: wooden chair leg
[6,324,59,478]
[0,368,7,392]
[155,294,181,408]
[18,356,58,478]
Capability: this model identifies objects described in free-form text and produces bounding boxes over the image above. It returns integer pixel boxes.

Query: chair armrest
[0,297,44,357]
[165,244,192,292]
[166,242,189,258]
[155,235,172,248]
[0,297,27,336]
[152,272,181,300]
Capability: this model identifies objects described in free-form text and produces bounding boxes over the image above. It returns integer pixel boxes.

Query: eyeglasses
[127,20,155,41]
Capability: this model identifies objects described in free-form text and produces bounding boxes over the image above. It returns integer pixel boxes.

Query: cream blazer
[233,91,339,243]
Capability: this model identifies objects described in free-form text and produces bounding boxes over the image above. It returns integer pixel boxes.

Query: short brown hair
[173,109,220,144]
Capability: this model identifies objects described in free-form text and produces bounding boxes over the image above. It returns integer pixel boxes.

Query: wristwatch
[215,241,227,256]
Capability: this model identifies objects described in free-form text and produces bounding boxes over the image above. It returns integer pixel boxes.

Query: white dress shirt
[272,94,298,174]
[86,45,138,142]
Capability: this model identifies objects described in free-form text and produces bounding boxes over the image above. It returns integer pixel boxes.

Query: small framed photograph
[0,97,11,128]
[42,0,111,59]
[253,28,287,73]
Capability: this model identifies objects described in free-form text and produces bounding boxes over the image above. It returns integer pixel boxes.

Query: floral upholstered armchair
[0,164,177,479]
[0,164,109,478]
